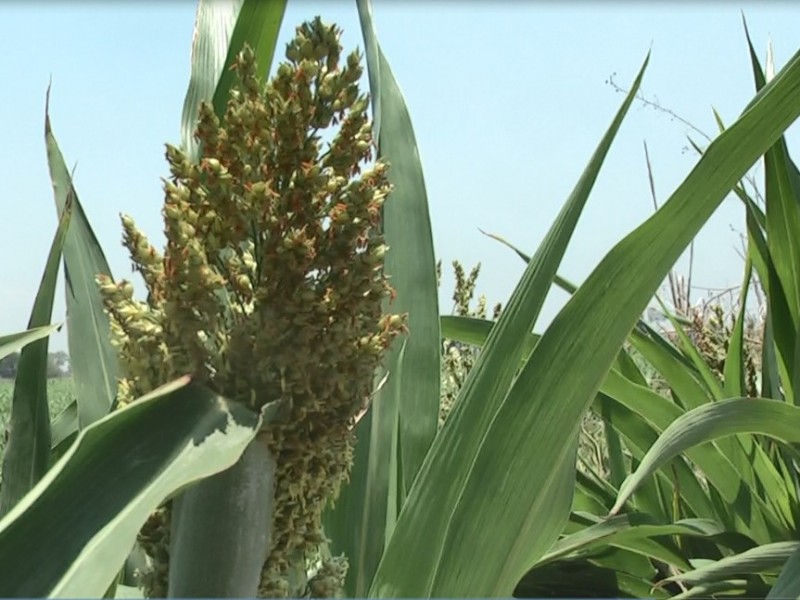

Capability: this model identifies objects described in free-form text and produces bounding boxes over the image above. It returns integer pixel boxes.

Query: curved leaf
[180,0,286,159]
[768,542,800,599]
[45,89,118,429]
[0,327,61,362]
[0,194,72,515]
[0,377,262,598]
[370,53,651,597]
[672,579,764,599]
[540,513,724,566]
[374,43,800,597]
[663,541,798,585]
[440,315,539,358]
[478,228,578,294]
[611,398,800,514]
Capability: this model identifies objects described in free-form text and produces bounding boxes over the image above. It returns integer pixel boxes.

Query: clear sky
[2,1,799,351]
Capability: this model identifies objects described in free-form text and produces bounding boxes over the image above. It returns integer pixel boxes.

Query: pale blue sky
[1,2,799,351]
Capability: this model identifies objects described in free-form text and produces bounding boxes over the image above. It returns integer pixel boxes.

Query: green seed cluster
[307,555,348,598]
[438,261,501,426]
[99,18,405,597]
[136,507,170,597]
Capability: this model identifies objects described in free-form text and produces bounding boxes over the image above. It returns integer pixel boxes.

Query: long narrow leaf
[611,398,800,514]
[375,46,800,596]
[0,193,72,515]
[478,229,578,294]
[629,321,783,541]
[744,22,800,404]
[663,541,799,585]
[768,542,800,599]
[371,54,651,597]
[539,514,723,566]
[440,315,539,358]
[0,326,61,362]
[723,260,754,397]
[0,377,262,598]
[324,2,441,594]
[358,0,441,493]
[444,312,787,534]
[50,400,78,452]
[45,88,118,428]
[593,395,715,521]
[180,0,287,159]
[672,579,765,599]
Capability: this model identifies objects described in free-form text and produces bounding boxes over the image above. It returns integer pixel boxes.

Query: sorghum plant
[98,18,405,597]
[438,260,501,426]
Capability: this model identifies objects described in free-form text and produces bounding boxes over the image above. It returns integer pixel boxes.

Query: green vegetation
[0,379,74,457]
[2,2,800,598]
[0,352,70,380]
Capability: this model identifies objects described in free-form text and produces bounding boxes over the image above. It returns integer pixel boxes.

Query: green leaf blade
[180,0,287,160]
[0,197,72,516]
[324,3,442,593]
[0,327,61,362]
[768,542,800,599]
[358,0,441,494]
[371,53,651,597]
[666,541,799,586]
[376,44,800,597]
[611,398,800,514]
[45,92,118,429]
[0,378,260,598]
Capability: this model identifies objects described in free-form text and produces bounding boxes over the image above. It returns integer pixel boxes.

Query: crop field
[0,378,75,457]
[2,2,800,597]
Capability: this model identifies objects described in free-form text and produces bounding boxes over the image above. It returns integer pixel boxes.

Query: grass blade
[539,514,723,566]
[180,0,286,159]
[595,395,715,521]
[642,302,788,540]
[0,194,72,515]
[723,260,754,397]
[672,579,761,599]
[371,54,651,597]
[740,198,784,400]
[0,326,61,361]
[357,0,440,493]
[655,299,725,400]
[744,22,800,404]
[664,541,799,586]
[324,2,441,593]
[443,312,784,534]
[611,398,800,514]
[45,89,118,429]
[0,377,261,598]
[440,315,539,359]
[374,44,800,596]
[768,542,800,599]
[478,228,578,294]
[628,327,712,412]
[49,400,78,453]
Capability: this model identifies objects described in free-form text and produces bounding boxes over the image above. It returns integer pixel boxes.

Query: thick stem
[167,436,276,598]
